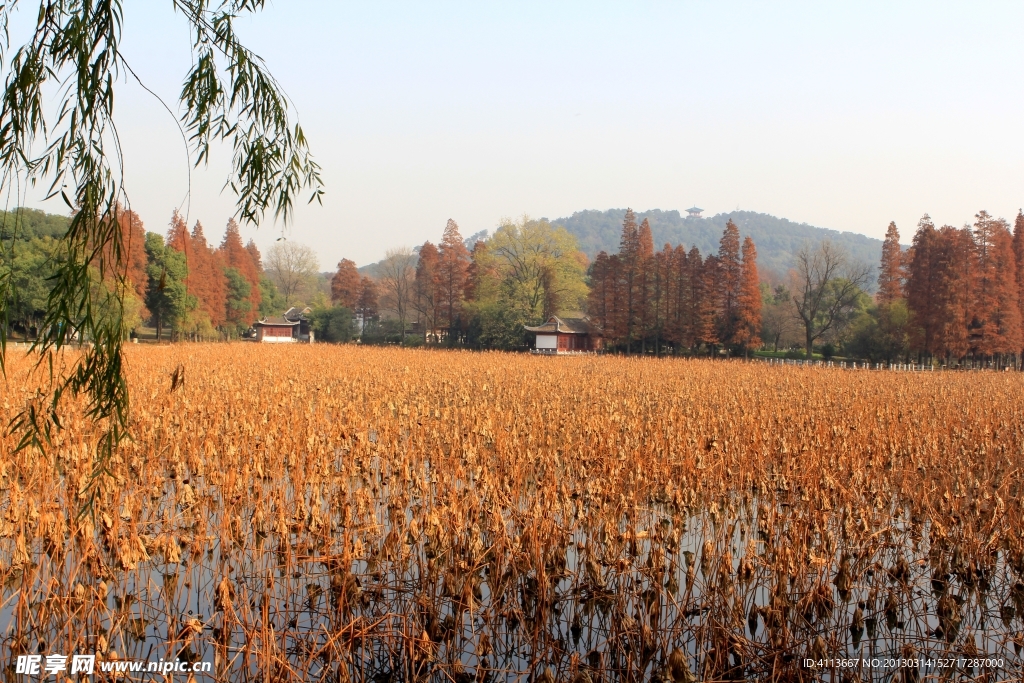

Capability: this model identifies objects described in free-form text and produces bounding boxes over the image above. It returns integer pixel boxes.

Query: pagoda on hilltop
[686,206,703,218]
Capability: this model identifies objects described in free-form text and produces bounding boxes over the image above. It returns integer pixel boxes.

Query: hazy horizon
[8,1,1024,268]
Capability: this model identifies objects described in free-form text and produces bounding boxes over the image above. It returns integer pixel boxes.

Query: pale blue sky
[16,1,1024,266]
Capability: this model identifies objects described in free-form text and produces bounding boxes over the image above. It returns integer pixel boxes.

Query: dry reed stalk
[0,345,1020,681]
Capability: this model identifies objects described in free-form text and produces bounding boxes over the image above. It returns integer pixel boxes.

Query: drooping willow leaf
[0,1,323,474]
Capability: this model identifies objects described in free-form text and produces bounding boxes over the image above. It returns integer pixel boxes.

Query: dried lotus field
[1,344,1023,683]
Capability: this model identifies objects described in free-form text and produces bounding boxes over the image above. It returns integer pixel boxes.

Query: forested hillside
[553,208,883,282]
[0,208,70,240]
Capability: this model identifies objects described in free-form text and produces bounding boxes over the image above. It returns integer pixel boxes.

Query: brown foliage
[587,213,758,354]
[464,240,490,303]
[116,207,148,300]
[733,236,762,353]
[414,241,442,340]
[716,219,742,344]
[166,209,191,261]
[245,239,263,271]
[437,219,470,334]
[331,258,361,309]
[905,211,1023,362]
[356,276,378,319]
[1015,210,1024,349]
[877,221,903,305]
[218,218,262,324]
[190,221,228,327]
[971,211,1022,356]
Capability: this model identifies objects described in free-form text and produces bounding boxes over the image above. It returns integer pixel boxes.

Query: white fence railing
[754,357,1017,371]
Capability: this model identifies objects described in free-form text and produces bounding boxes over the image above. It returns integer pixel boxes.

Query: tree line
[12,203,1024,364]
[2,207,290,341]
[863,211,1024,366]
[588,210,762,355]
[331,217,588,349]
[329,210,876,359]
[329,210,768,355]
[343,205,1024,367]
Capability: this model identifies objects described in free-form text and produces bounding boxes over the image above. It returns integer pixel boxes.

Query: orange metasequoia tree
[648,244,672,353]
[331,258,361,309]
[190,221,228,329]
[684,246,704,350]
[114,207,148,302]
[166,209,192,263]
[1014,210,1024,358]
[245,240,263,271]
[437,219,470,341]
[697,253,720,351]
[95,205,148,301]
[905,216,942,356]
[933,225,975,361]
[733,236,762,357]
[971,211,1022,362]
[877,221,903,305]
[413,241,441,342]
[356,276,379,321]
[716,219,742,346]
[464,239,492,305]
[664,244,690,351]
[634,218,655,352]
[617,209,641,351]
[219,218,262,325]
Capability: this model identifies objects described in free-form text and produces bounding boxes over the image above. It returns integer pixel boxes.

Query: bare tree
[265,241,321,305]
[378,247,417,338]
[761,284,800,352]
[792,241,871,359]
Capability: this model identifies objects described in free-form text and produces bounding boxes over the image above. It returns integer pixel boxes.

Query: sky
[12,1,1024,267]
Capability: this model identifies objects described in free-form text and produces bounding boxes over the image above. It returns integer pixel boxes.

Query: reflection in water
[2,482,1019,682]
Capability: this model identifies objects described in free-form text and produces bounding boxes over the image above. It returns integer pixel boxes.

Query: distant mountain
[357,261,385,279]
[552,209,882,284]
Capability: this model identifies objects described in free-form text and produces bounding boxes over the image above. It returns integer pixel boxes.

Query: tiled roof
[255,317,299,326]
[524,316,601,334]
[284,306,311,321]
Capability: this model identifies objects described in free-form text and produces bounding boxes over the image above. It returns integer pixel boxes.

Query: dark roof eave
[525,315,603,335]
[255,318,300,327]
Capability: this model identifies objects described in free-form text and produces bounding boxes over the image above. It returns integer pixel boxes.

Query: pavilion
[524,316,603,354]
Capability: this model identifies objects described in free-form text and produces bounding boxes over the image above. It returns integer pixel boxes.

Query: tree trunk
[805,326,814,361]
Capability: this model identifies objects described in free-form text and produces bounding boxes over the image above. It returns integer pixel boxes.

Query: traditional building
[253,317,299,343]
[525,316,603,354]
[252,307,315,343]
[686,206,703,218]
[284,307,314,342]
